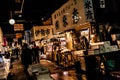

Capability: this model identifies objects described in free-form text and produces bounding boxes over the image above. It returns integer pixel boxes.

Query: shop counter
[74,50,120,74]
[58,50,75,68]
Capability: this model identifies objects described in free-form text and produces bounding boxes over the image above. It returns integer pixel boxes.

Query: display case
[46,42,53,52]
[73,28,90,50]
[46,42,53,60]
[59,37,67,50]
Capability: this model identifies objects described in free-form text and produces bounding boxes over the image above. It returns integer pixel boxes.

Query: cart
[28,63,53,80]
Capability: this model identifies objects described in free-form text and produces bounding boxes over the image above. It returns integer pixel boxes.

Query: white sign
[100,0,105,8]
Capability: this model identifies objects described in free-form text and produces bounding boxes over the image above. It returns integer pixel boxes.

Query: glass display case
[59,37,67,50]
[46,42,53,52]
[73,28,90,50]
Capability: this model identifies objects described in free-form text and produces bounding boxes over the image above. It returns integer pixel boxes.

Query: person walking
[40,46,44,55]
[14,46,19,59]
[21,43,33,79]
[32,44,40,63]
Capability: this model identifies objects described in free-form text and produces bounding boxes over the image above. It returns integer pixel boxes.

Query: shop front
[30,25,54,60]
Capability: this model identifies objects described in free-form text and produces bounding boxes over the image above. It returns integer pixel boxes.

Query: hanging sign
[84,0,95,22]
[14,24,24,31]
[99,0,105,8]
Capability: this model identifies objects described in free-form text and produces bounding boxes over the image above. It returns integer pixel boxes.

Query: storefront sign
[84,0,95,22]
[99,0,105,8]
[35,29,50,37]
[14,24,24,31]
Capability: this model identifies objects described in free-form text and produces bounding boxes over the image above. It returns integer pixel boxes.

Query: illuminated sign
[14,24,24,31]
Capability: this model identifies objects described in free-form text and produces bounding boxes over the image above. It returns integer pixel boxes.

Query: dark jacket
[21,48,33,65]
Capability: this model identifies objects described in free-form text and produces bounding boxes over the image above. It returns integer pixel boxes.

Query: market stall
[0,55,10,80]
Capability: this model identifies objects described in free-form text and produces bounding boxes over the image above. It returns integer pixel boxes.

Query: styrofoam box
[104,46,111,52]
[110,45,118,51]
[104,41,111,46]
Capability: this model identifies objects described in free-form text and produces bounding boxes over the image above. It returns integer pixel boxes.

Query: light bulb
[9,19,15,25]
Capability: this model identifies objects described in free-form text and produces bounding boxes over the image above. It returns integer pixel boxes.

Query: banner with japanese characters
[84,0,95,22]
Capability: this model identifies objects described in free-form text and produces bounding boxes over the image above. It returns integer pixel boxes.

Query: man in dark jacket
[21,43,33,75]
[32,44,40,63]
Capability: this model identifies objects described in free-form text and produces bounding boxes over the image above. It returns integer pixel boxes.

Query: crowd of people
[20,43,44,79]
[0,42,45,79]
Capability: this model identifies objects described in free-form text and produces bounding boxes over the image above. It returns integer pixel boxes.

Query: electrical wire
[20,0,24,13]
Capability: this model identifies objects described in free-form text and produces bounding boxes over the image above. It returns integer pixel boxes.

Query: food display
[0,56,10,79]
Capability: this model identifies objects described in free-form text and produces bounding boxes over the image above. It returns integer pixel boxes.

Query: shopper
[14,46,19,59]
[40,46,44,55]
[21,43,33,79]
[32,44,40,63]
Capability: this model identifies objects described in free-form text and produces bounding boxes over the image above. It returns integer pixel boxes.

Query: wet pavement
[7,59,27,80]
[40,60,82,80]
[7,58,116,80]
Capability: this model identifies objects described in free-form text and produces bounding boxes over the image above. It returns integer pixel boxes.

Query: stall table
[74,50,120,74]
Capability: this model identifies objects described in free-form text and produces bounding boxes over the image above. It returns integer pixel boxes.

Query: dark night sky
[0,0,68,34]
[1,0,120,34]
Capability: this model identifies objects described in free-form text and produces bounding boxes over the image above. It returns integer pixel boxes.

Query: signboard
[14,24,24,31]
[84,0,95,22]
[16,33,22,38]
[99,0,105,8]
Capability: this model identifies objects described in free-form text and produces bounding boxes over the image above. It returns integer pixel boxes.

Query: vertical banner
[99,0,105,8]
[84,0,95,22]
[3,37,7,46]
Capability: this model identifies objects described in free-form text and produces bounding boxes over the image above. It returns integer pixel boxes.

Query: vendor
[80,36,89,50]
[92,34,98,43]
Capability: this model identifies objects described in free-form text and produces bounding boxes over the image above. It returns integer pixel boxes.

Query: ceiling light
[19,14,22,17]
[9,19,15,25]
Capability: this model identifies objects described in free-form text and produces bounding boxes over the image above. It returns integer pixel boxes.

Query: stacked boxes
[99,41,118,53]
